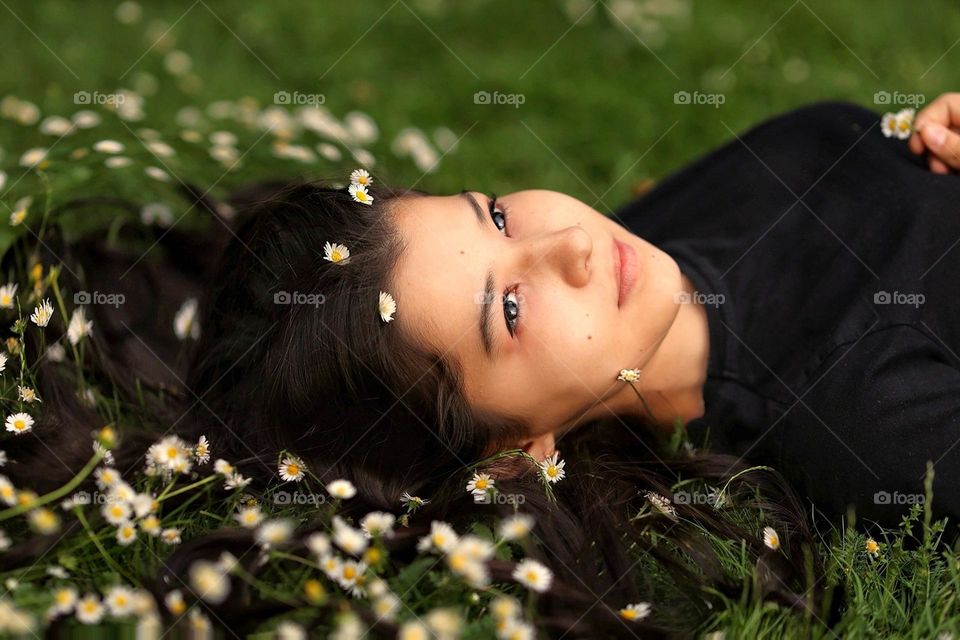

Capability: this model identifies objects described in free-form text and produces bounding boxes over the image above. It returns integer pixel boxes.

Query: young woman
[9,93,959,636]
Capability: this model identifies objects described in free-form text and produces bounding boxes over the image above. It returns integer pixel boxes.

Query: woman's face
[389,189,684,448]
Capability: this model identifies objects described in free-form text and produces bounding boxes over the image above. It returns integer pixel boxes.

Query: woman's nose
[520,226,592,287]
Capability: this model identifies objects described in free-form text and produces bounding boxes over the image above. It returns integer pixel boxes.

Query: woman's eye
[503,289,520,337]
[488,196,507,235]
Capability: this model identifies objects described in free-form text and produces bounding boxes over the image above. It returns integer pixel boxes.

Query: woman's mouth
[614,238,638,308]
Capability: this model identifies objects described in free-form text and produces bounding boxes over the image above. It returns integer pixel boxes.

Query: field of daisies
[1,0,959,637]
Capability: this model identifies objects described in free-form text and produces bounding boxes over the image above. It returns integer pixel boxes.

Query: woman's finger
[920,123,960,171]
[908,131,926,155]
[929,155,952,175]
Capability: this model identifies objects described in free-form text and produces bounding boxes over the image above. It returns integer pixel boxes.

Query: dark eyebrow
[459,190,496,359]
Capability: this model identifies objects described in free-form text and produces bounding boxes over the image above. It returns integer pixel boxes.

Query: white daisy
[360,511,396,538]
[104,156,133,169]
[400,491,429,509]
[17,386,40,403]
[323,241,351,264]
[416,520,458,554]
[104,585,135,616]
[619,602,651,621]
[349,168,373,187]
[30,298,54,327]
[5,412,34,435]
[497,513,535,541]
[763,525,780,550]
[194,435,211,464]
[465,472,494,499]
[880,111,898,138]
[279,455,306,482]
[75,593,104,624]
[378,291,396,323]
[173,298,200,340]
[144,166,171,182]
[538,452,566,484]
[348,183,374,205]
[894,107,915,140]
[160,528,182,545]
[50,586,78,615]
[326,478,357,499]
[189,560,231,604]
[164,590,186,616]
[306,532,331,556]
[617,368,642,382]
[332,515,369,555]
[511,558,553,593]
[255,519,295,548]
[235,506,264,529]
[101,500,131,526]
[28,508,59,534]
[19,147,48,168]
[643,490,677,518]
[93,139,124,154]
[0,283,18,308]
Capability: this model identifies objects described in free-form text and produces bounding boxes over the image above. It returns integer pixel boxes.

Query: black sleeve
[774,324,960,527]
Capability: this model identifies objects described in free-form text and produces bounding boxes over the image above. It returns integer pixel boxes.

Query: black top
[615,100,960,528]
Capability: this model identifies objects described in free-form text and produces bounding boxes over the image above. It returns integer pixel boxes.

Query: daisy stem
[49,276,82,375]
[229,562,300,606]
[74,506,137,584]
[157,474,218,502]
[627,382,658,422]
[269,550,322,571]
[0,450,103,522]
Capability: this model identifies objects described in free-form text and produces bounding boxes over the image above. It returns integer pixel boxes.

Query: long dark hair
[1,177,829,638]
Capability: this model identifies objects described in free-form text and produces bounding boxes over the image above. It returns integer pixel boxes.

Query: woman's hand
[908,92,960,174]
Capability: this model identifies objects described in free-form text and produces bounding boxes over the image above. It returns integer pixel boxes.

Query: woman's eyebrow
[459,190,486,229]
[458,190,498,359]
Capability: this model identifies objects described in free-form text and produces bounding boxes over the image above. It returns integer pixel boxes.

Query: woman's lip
[614,238,637,308]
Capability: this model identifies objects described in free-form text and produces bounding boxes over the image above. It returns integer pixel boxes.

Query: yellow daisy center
[287,464,300,476]
[475,478,488,490]
[14,420,25,431]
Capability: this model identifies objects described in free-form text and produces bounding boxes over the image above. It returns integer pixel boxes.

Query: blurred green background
[0,0,956,211]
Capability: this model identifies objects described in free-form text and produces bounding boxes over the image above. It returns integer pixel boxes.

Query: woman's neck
[617,272,711,430]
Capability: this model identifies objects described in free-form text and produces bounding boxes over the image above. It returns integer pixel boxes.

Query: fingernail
[926,123,947,148]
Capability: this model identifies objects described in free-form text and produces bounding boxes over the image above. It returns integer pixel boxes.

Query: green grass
[1,0,959,637]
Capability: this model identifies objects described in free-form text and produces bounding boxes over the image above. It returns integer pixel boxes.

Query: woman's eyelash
[486,193,522,337]
[487,193,508,235]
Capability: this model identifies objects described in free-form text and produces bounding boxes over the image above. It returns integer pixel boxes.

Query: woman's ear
[520,431,556,462]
